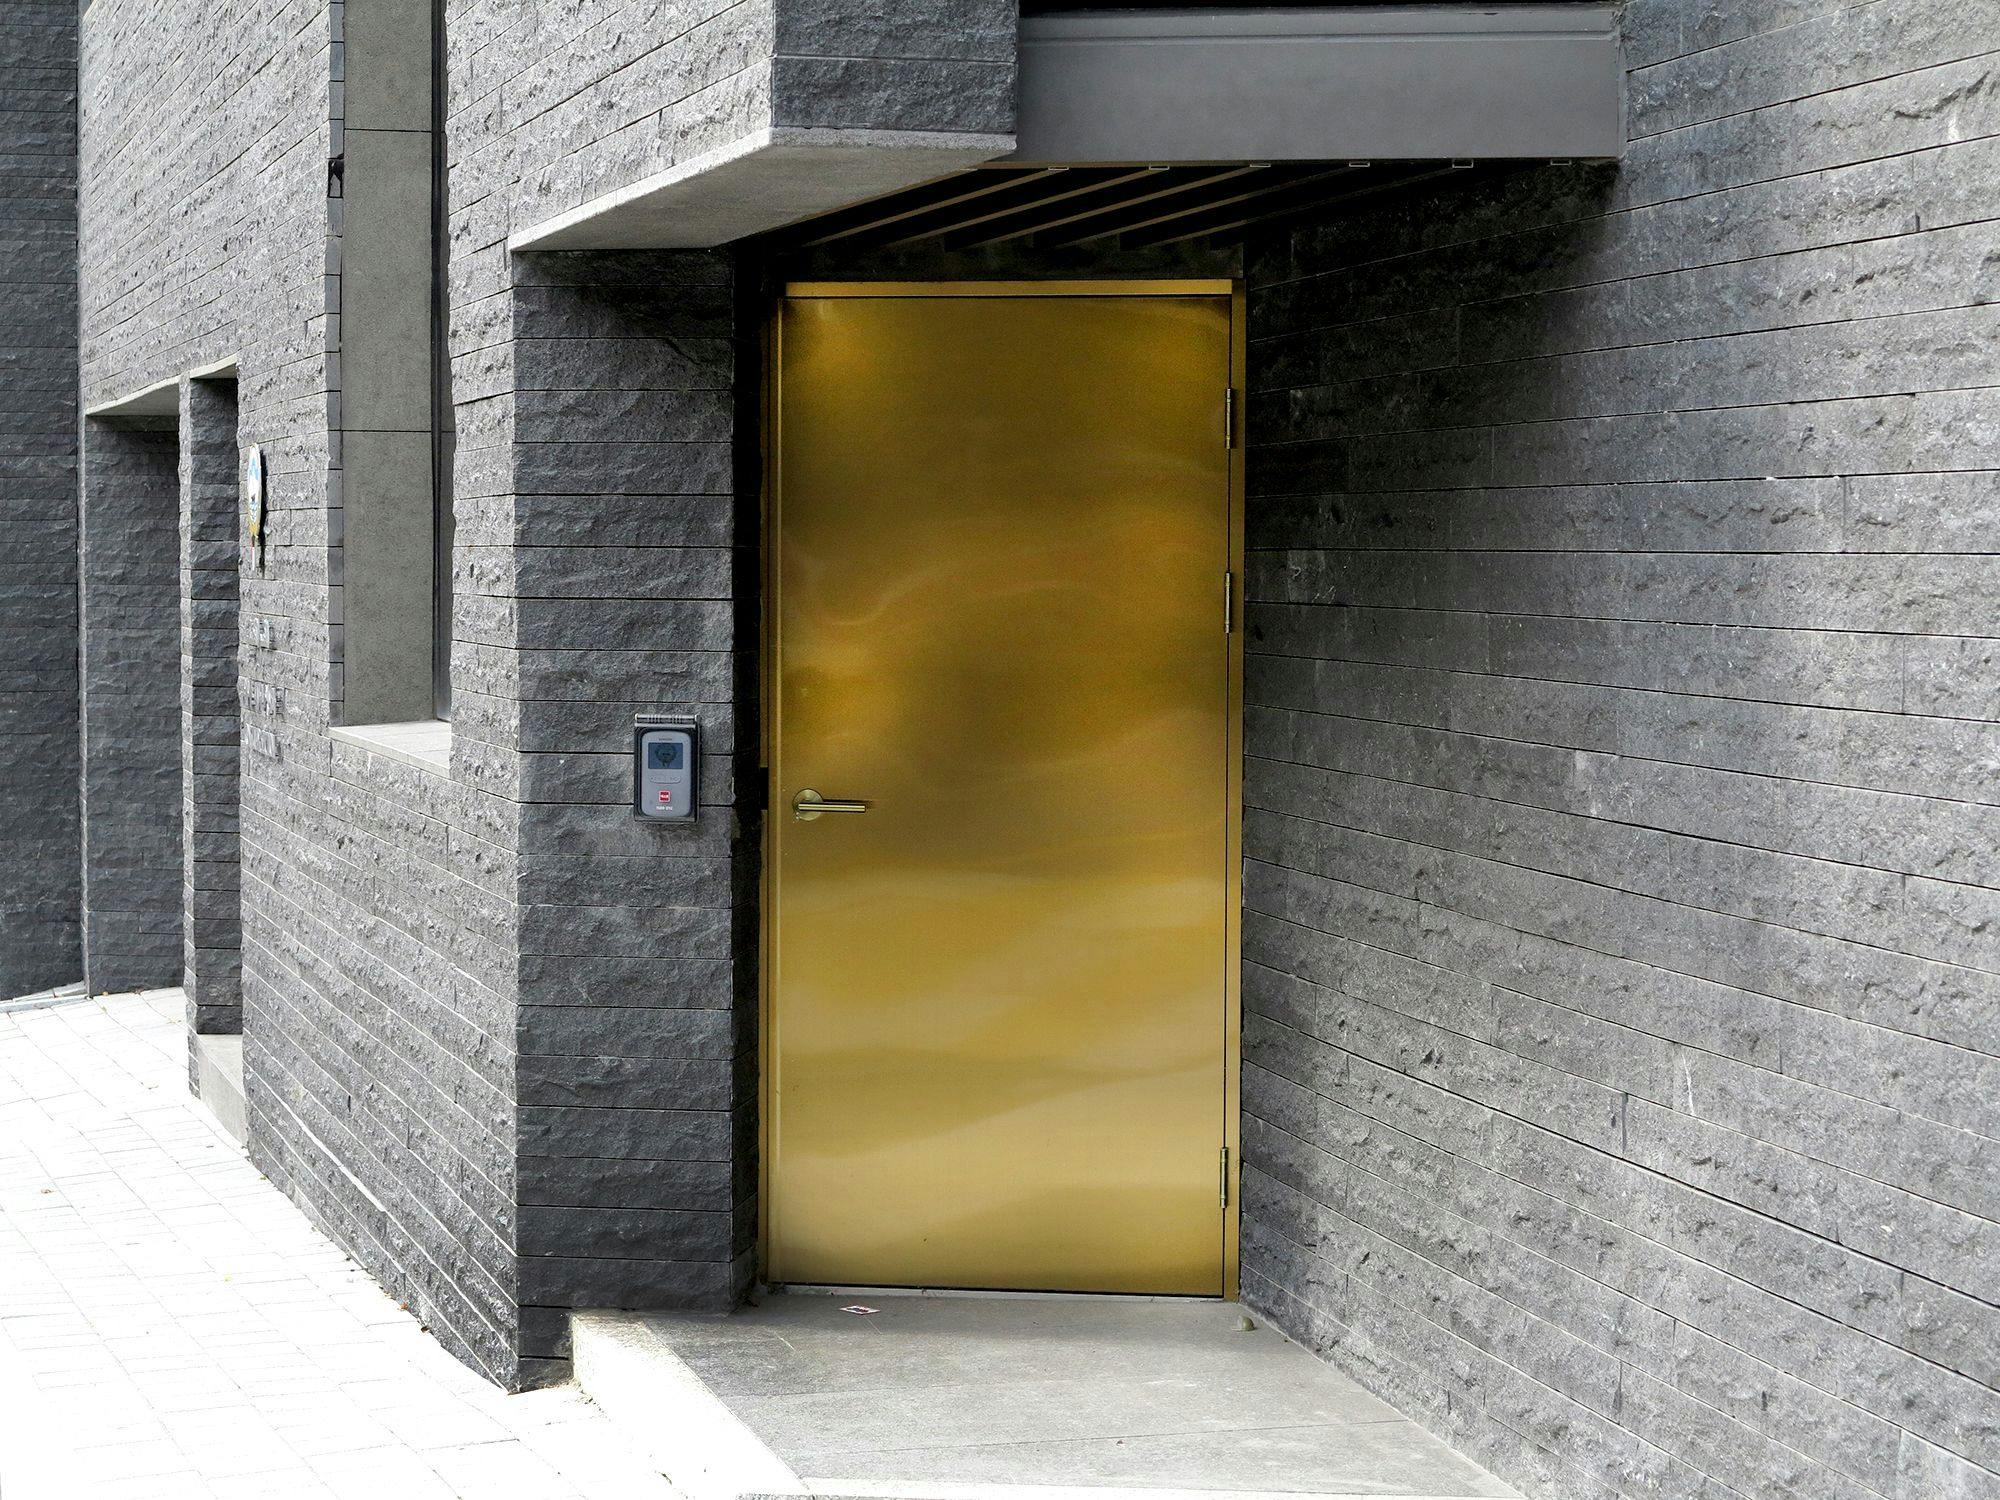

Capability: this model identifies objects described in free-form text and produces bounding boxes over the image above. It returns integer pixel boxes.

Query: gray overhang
[1016,5,1625,164]
[509,5,1624,253]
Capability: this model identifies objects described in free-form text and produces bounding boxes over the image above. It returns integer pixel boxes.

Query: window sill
[330,720,452,776]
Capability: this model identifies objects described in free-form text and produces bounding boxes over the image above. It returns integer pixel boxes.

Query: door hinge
[1220,1146,1231,1207]
[1224,387,1237,449]
[1223,571,1234,634]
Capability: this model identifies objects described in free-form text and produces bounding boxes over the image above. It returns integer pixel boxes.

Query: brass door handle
[793,788,870,821]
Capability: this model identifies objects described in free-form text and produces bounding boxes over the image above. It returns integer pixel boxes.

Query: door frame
[758,280,1245,1298]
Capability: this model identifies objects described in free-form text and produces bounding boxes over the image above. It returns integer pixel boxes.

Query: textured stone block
[0,0,78,997]
[1238,9,2000,1498]
[79,421,181,992]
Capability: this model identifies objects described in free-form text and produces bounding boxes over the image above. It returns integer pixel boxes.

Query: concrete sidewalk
[0,988,676,1500]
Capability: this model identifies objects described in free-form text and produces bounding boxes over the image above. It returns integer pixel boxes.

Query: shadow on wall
[79,417,182,995]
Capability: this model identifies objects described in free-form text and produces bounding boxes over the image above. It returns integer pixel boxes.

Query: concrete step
[192,1034,246,1147]
[574,1309,805,1499]
[570,1293,1519,1500]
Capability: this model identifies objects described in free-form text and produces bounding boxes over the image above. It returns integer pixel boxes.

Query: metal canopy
[1014,5,1625,165]
[757,160,1478,254]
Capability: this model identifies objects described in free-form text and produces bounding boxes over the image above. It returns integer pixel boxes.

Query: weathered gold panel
[769,287,1235,1294]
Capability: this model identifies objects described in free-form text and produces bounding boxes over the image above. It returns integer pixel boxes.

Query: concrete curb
[572,1310,809,1500]
[0,985,91,1015]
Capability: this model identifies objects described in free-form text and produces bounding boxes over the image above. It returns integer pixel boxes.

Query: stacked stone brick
[0,1,80,996]
[1238,5,2000,1496]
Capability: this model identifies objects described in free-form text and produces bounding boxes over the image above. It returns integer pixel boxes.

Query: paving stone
[0,989,676,1500]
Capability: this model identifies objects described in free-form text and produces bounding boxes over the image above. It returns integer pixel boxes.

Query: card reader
[632,714,698,822]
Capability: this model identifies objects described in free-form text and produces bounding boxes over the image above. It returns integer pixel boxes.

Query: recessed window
[337,0,448,727]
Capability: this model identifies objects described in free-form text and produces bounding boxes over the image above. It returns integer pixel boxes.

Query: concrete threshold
[572,1292,1518,1500]
[193,1033,247,1147]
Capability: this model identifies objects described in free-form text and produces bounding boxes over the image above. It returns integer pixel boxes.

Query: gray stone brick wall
[468,0,1017,232]
[0,0,80,996]
[78,418,180,991]
[771,1,1016,137]
[81,0,521,1383]
[179,375,239,1032]
[1238,5,2000,1498]
[451,0,759,1378]
[500,251,752,1379]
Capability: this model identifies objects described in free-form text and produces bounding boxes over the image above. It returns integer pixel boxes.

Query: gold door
[767,283,1240,1295]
